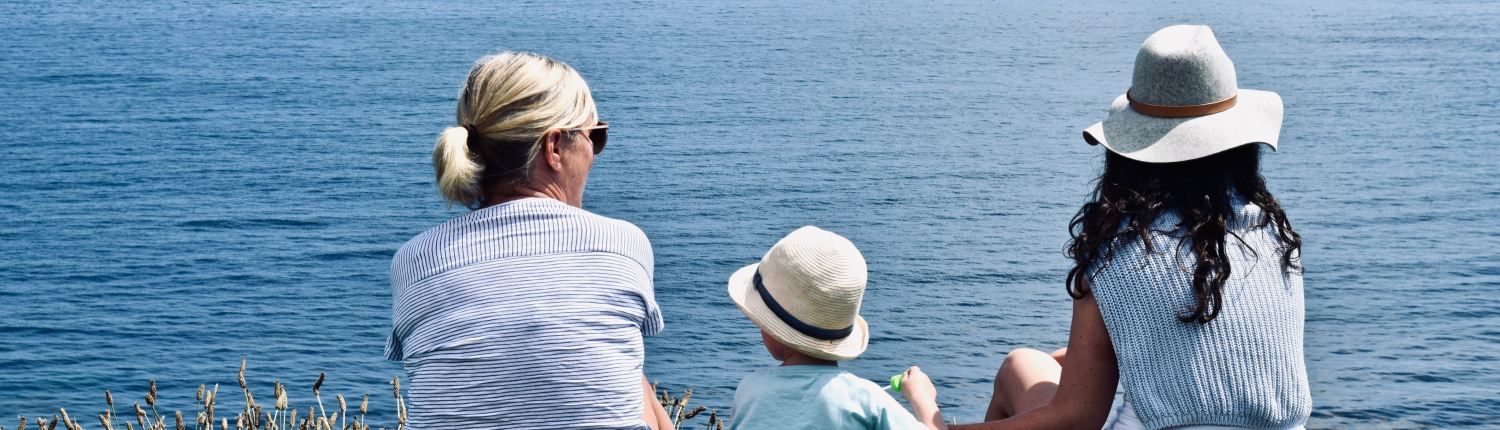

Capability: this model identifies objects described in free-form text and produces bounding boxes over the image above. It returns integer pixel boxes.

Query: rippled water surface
[2,0,1497,427]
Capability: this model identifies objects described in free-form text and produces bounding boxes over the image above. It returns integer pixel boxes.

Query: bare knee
[999,348,1053,379]
[1009,347,1052,361]
[987,349,1050,420]
[989,347,1062,419]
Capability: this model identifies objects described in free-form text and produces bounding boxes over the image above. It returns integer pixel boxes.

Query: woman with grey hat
[953,26,1310,430]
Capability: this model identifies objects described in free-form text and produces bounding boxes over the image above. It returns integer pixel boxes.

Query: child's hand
[900,366,947,429]
[899,366,938,405]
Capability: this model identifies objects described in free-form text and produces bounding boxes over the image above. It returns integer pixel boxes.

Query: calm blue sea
[2,0,1497,428]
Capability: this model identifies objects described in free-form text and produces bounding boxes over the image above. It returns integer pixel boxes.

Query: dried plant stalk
[10,360,712,430]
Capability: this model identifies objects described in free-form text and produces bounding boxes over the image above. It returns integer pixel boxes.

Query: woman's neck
[482,182,573,208]
[482,189,549,208]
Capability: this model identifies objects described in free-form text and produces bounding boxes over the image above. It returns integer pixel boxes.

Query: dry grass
[2,359,401,430]
[4,359,722,430]
[652,384,724,430]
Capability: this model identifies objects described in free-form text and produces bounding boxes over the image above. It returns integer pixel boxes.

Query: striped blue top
[386,197,664,430]
[1088,199,1311,430]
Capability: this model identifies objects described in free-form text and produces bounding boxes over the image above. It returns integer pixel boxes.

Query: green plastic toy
[881,373,903,392]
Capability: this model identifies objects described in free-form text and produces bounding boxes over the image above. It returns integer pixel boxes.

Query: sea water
[1,0,1496,427]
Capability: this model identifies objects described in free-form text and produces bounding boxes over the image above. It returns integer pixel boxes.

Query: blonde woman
[385,52,674,430]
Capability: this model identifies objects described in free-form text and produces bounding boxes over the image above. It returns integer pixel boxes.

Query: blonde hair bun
[432,126,480,205]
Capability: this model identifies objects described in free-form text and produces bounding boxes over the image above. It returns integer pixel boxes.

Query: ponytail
[433,126,481,208]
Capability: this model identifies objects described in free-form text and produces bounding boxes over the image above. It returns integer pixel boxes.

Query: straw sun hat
[1083,25,1284,163]
[728,226,869,361]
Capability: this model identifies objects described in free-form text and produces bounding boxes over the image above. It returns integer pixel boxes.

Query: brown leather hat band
[1127,91,1238,118]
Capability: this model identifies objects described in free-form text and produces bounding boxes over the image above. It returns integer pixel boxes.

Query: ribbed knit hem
[1145,415,1302,430]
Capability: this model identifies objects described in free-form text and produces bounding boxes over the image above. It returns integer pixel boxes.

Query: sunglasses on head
[564,121,609,154]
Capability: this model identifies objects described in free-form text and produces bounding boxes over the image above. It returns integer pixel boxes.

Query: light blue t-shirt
[729,365,927,430]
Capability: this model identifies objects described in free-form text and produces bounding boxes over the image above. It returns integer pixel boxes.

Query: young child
[726,226,947,430]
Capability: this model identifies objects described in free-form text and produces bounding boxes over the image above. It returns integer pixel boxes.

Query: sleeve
[386,256,406,361]
[726,376,750,427]
[640,281,665,337]
[624,221,665,337]
[862,383,928,430]
[385,328,405,361]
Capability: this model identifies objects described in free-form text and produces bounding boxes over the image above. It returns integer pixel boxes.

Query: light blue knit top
[1088,198,1312,430]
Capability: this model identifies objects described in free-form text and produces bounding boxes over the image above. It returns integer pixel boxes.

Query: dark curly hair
[1064,144,1302,323]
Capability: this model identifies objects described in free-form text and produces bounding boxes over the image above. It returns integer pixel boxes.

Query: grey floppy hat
[1083,25,1283,163]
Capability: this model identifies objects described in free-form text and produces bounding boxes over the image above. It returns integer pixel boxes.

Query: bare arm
[953,294,1118,430]
[642,374,675,430]
[899,366,949,430]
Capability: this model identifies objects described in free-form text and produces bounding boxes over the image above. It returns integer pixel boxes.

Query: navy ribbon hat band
[753,270,854,341]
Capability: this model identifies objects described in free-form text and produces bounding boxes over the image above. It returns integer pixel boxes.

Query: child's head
[728,226,869,362]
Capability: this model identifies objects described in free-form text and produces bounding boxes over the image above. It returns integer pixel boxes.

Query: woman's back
[386,198,663,429]
[1089,198,1311,429]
